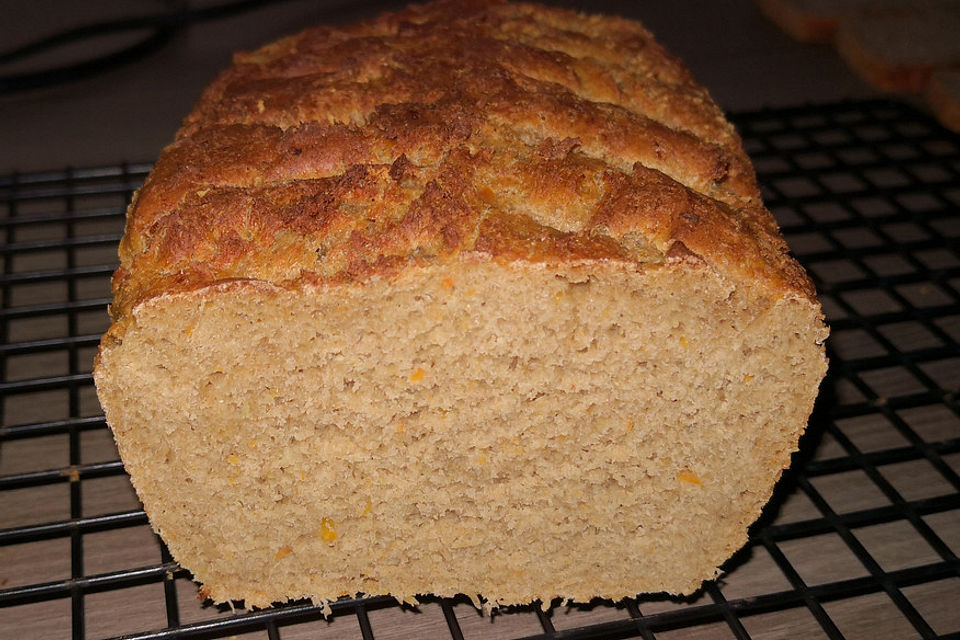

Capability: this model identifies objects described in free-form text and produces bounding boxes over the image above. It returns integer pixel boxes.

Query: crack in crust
[112,0,815,322]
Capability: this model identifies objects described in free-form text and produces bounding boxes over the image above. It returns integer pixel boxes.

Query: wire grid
[0,99,959,639]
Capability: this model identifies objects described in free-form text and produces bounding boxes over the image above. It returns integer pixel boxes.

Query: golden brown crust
[112,0,816,323]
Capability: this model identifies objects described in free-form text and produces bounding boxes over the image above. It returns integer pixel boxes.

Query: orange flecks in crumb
[320,518,338,542]
[478,185,497,204]
[555,291,563,300]
[228,477,236,485]
[396,422,405,434]
[677,470,702,485]
[248,440,257,448]
[441,277,455,290]
[363,499,372,515]
[184,326,193,336]
[679,336,688,349]
[627,420,634,431]
[275,545,292,560]
[227,455,239,464]
[744,373,753,382]
[300,470,306,481]
[409,368,425,382]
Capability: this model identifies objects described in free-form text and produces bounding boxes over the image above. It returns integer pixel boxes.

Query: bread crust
[110,0,816,327]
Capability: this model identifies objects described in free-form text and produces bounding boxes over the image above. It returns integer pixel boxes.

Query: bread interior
[95,261,826,607]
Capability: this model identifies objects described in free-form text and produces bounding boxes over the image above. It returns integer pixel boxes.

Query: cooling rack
[1,99,959,640]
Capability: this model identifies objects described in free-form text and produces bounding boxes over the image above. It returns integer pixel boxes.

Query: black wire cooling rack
[1,99,959,640]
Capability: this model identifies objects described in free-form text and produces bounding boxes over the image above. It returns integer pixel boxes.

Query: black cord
[0,0,304,94]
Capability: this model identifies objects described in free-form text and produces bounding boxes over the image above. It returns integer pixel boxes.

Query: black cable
[0,0,305,95]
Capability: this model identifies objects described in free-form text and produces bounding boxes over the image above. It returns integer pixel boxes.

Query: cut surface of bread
[94,0,828,609]
[835,4,960,91]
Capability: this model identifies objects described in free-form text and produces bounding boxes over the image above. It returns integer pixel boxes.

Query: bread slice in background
[754,0,874,43]
[835,3,960,92]
[926,70,960,132]
[756,0,960,132]
[94,0,828,610]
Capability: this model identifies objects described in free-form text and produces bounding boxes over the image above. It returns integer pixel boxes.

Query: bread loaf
[94,0,828,609]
